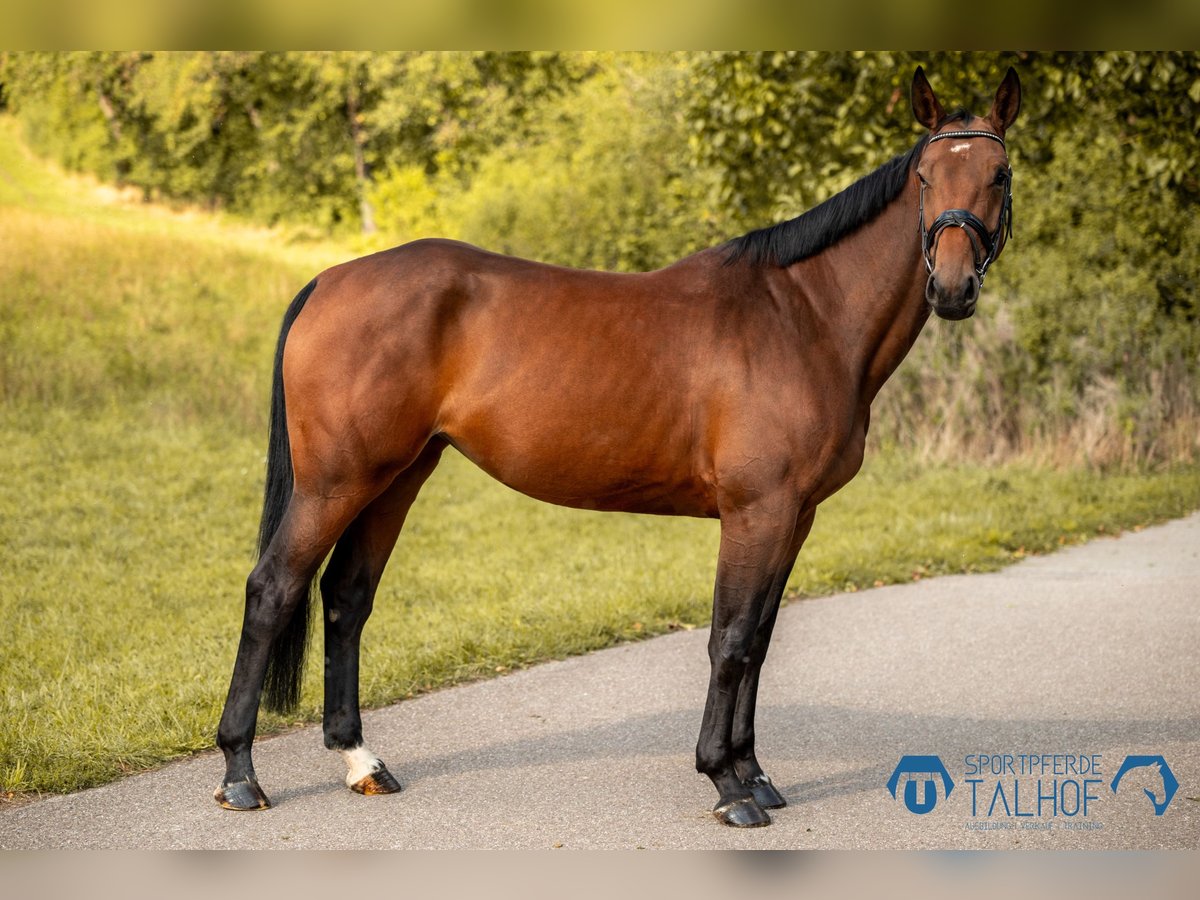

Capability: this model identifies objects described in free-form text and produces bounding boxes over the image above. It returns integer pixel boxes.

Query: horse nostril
[964,275,979,304]
[925,274,939,304]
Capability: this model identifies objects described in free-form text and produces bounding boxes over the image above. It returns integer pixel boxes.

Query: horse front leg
[730,509,815,811]
[697,497,800,827]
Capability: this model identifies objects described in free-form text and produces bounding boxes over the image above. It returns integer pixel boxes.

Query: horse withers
[215,66,1020,828]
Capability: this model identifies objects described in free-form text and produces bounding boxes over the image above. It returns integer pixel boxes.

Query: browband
[927,129,1005,147]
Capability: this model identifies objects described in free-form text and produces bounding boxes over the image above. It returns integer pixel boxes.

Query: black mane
[724,112,970,268]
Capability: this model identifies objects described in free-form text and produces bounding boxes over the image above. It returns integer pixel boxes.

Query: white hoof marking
[341,745,383,787]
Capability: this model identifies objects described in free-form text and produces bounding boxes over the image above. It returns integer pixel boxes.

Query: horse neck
[783,175,930,407]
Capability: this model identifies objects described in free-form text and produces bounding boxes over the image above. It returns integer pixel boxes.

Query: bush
[369,56,725,272]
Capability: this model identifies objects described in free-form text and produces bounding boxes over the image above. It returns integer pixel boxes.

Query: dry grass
[874,306,1199,470]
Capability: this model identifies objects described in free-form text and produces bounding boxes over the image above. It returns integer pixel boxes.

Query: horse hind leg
[215,487,384,810]
[319,441,444,796]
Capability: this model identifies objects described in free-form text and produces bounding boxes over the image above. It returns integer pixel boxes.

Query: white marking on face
[949,142,972,154]
[341,745,382,787]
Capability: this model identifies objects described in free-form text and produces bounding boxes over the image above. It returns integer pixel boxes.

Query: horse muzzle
[926,270,979,320]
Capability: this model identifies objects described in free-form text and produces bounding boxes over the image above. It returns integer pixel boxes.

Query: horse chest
[804,413,870,508]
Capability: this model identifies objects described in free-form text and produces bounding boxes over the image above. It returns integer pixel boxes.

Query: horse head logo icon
[1110,756,1179,816]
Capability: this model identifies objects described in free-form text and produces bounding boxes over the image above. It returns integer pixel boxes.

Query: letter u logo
[904,777,939,814]
[887,755,954,814]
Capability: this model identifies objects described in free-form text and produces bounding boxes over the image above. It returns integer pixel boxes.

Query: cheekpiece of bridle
[919,129,1013,285]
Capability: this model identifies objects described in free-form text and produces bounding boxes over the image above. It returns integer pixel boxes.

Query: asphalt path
[2,512,1197,850]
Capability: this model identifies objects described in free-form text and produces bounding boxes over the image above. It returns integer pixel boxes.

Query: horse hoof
[713,796,771,828]
[743,774,787,809]
[214,779,271,810]
[350,763,402,796]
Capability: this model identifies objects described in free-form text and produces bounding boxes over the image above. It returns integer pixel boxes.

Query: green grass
[2,407,1198,795]
[2,114,1199,797]
[0,116,350,271]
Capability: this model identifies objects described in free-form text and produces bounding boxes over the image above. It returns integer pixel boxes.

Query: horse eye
[993,170,1010,187]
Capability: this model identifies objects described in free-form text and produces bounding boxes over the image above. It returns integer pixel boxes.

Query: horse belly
[441,379,716,518]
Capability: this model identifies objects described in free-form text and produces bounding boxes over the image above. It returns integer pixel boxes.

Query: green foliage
[682,52,1024,225]
[365,50,591,180]
[1,51,1197,467]
[368,164,448,244]
[0,51,588,231]
[1008,129,1198,378]
[369,54,721,271]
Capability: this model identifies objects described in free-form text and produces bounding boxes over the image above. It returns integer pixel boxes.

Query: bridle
[919,129,1013,286]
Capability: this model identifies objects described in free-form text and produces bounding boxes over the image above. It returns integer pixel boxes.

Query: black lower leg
[321,592,402,795]
[697,634,772,828]
[315,454,443,795]
[215,563,306,810]
[320,557,371,753]
[731,656,787,810]
[728,511,810,811]
[696,505,806,827]
[729,600,788,808]
[320,547,403,795]
[215,638,271,810]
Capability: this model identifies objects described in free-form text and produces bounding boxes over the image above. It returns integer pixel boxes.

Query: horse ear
[911,66,945,130]
[988,67,1021,135]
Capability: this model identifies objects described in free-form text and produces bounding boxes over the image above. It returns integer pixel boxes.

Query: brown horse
[216,66,1020,827]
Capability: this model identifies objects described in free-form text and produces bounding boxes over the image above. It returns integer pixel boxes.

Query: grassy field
[2,116,1199,797]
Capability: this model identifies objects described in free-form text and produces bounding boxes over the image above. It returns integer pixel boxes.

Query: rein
[919,130,1013,285]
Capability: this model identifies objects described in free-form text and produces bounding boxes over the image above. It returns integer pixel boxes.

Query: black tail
[260,278,318,714]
